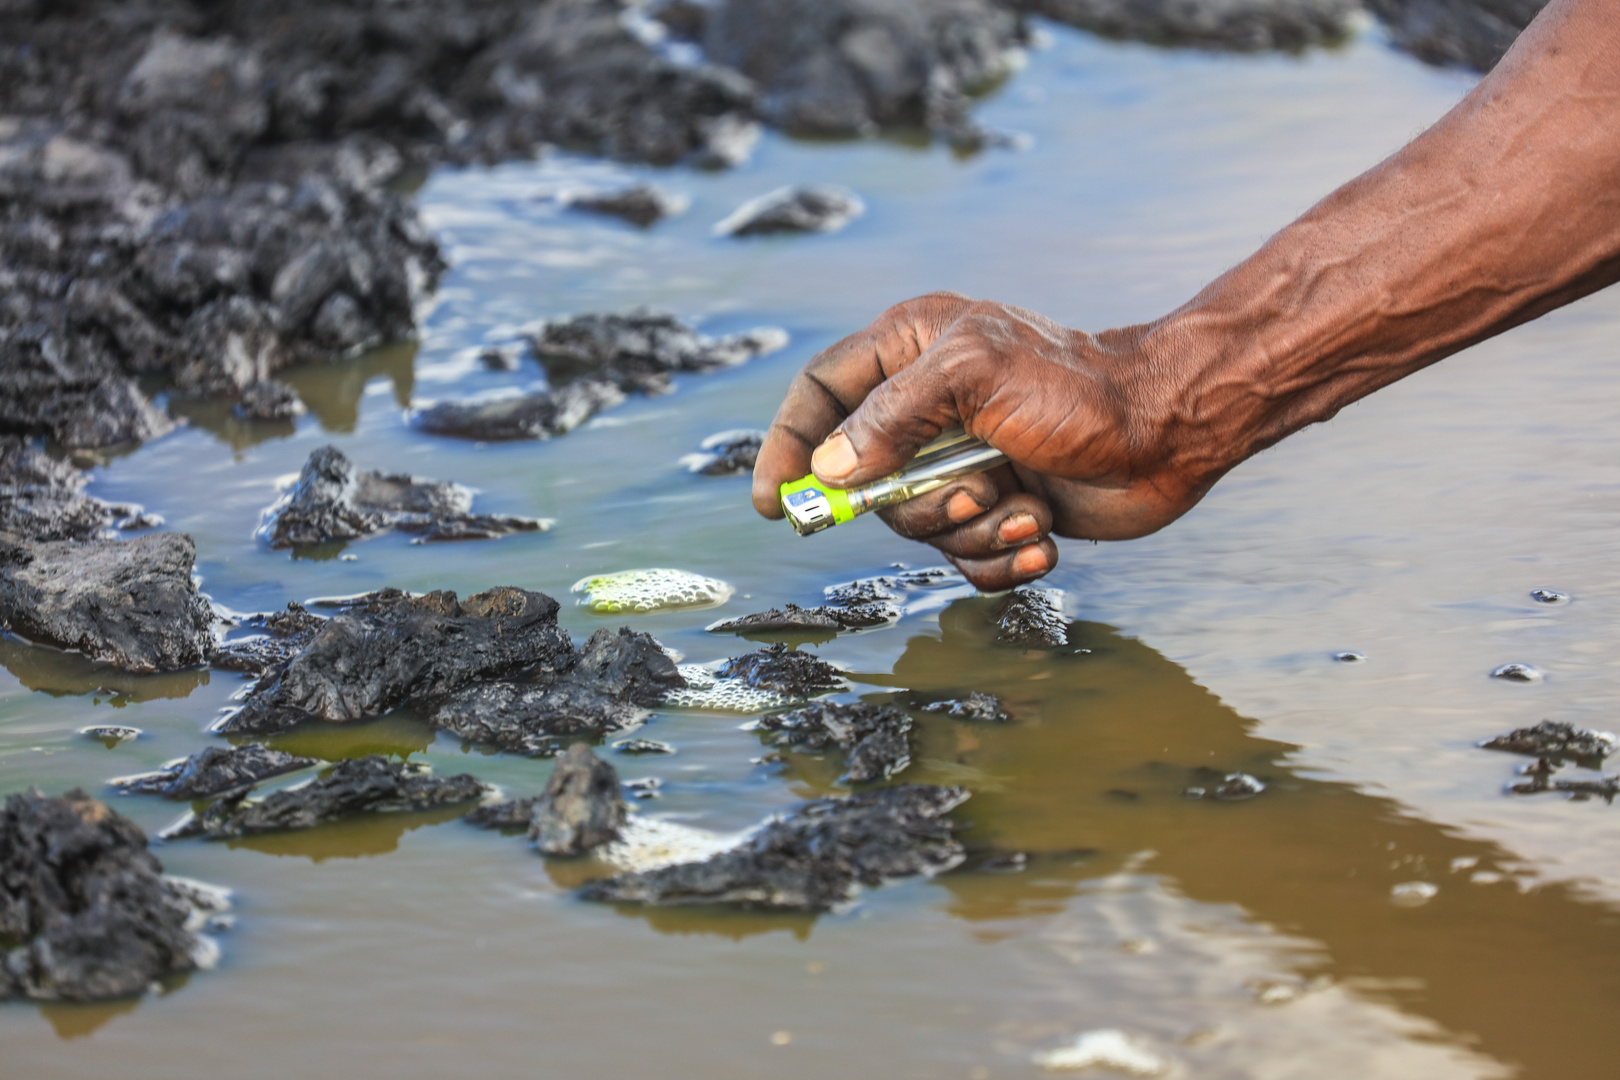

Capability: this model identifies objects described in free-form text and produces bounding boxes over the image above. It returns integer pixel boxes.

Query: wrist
[1115,309,1275,499]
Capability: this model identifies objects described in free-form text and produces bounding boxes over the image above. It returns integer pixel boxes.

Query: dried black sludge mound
[757,702,915,783]
[217,587,574,735]
[0,789,208,1002]
[114,745,318,800]
[172,756,488,839]
[581,784,969,911]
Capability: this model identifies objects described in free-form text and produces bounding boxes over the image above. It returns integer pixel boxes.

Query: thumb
[811,346,968,488]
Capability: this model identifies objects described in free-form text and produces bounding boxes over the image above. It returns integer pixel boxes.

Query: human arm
[751,0,1620,589]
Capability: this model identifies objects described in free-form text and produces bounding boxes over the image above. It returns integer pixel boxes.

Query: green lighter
[779,428,1009,536]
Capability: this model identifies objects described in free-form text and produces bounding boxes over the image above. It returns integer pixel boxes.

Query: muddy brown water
[5,22,1620,1079]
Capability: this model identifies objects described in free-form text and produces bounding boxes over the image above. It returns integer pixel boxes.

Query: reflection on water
[885,605,1620,1078]
[224,801,473,862]
[258,713,435,762]
[0,635,210,702]
[164,396,299,455]
[278,342,417,435]
[39,997,141,1041]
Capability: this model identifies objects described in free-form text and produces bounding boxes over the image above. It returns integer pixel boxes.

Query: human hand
[751,292,1228,590]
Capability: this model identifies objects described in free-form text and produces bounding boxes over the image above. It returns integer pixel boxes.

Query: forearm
[1141,0,1620,485]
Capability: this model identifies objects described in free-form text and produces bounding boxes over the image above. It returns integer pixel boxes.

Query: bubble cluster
[571,568,734,614]
[662,664,811,712]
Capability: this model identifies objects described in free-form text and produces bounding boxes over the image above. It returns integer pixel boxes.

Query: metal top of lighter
[779,428,1009,536]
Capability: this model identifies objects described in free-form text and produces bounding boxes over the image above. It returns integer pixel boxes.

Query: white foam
[661,663,837,712]
[572,568,734,614]
[596,816,750,874]
[1033,1030,1172,1075]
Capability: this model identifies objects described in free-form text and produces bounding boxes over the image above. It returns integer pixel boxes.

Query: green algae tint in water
[5,24,1620,1080]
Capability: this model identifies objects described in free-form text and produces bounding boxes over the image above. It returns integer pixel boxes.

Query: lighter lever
[779,428,1009,536]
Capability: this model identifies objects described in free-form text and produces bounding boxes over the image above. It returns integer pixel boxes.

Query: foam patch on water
[572,568,734,614]
[1033,1030,1172,1075]
[596,815,750,874]
[661,664,806,711]
[661,662,846,712]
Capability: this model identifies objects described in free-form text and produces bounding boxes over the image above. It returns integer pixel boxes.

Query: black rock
[757,702,915,783]
[0,789,212,1002]
[0,437,122,542]
[718,642,845,697]
[81,726,142,747]
[1529,588,1569,604]
[920,691,1009,723]
[613,738,675,755]
[530,743,627,855]
[260,445,547,547]
[581,784,969,911]
[114,744,318,799]
[569,183,686,227]
[211,601,327,676]
[1482,720,1618,765]
[1505,756,1620,801]
[705,0,1023,142]
[1552,775,1620,801]
[0,531,215,674]
[824,565,960,607]
[529,312,788,396]
[216,587,575,736]
[431,627,688,753]
[171,755,488,839]
[1182,770,1266,801]
[1363,0,1546,72]
[1490,662,1542,682]
[233,379,305,422]
[1014,0,1356,51]
[465,797,540,831]
[683,428,765,476]
[412,380,628,441]
[708,602,896,634]
[715,185,865,237]
[992,587,1067,647]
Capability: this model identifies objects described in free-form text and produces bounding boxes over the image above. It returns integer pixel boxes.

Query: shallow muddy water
[6,19,1620,1080]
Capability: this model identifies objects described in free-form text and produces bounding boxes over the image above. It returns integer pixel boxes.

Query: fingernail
[1013,545,1048,576]
[998,512,1038,544]
[946,491,982,523]
[811,432,858,482]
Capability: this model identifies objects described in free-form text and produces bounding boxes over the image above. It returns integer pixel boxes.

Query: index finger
[751,291,975,518]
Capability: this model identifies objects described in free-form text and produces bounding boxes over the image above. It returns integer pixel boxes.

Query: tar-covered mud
[6,7,1620,1080]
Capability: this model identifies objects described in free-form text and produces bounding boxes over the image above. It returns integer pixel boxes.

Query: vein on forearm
[1149,0,1620,475]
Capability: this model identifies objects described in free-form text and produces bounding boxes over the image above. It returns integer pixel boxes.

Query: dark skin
[752,0,1620,590]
